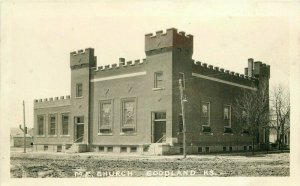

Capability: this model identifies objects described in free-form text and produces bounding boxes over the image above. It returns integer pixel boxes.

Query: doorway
[152,112,166,143]
[74,116,84,143]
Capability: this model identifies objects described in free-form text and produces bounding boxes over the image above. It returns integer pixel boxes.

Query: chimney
[248,58,254,77]
[119,58,125,66]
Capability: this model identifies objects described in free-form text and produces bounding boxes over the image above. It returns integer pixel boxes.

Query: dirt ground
[10,149,289,177]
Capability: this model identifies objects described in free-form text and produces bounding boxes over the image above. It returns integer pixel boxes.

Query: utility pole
[19,101,27,153]
[179,79,186,158]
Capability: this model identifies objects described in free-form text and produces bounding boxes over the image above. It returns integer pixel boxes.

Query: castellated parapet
[70,48,97,69]
[34,95,71,109]
[192,59,259,88]
[145,28,193,55]
[91,58,147,74]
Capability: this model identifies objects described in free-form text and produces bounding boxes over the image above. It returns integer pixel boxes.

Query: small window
[99,146,104,152]
[76,83,83,97]
[179,147,183,153]
[107,146,113,152]
[121,147,127,153]
[249,146,253,151]
[57,146,62,152]
[154,72,164,88]
[229,146,233,152]
[44,145,48,151]
[223,146,227,152]
[130,147,137,153]
[198,147,203,153]
[244,146,247,151]
[205,147,210,153]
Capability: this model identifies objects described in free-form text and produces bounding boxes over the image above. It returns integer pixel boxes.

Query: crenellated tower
[70,48,96,145]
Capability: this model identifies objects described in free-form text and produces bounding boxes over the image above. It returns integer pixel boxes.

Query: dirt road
[10,151,289,177]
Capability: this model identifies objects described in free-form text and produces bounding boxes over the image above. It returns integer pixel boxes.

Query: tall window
[121,98,136,133]
[76,83,83,97]
[37,115,44,135]
[224,105,231,127]
[201,102,210,126]
[154,72,164,88]
[99,100,113,133]
[62,114,69,135]
[49,115,56,135]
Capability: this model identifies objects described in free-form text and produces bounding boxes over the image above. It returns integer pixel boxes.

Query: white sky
[0,1,298,130]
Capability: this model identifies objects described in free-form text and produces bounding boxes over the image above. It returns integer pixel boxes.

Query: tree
[271,85,290,151]
[233,81,270,154]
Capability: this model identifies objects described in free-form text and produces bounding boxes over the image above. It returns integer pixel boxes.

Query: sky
[0,1,298,130]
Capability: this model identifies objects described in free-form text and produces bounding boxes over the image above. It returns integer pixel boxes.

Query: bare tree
[233,81,270,154]
[271,85,290,151]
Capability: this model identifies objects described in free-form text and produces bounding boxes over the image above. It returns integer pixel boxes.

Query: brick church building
[33,28,270,155]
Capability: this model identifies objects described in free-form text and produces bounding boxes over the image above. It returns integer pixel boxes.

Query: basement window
[57,146,62,152]
[120,147,127,153]
[249,146,253,151]
[205,147,210,153]
[98,146,104,152]
[107,146,113,152]
[223,146,227,152]
[198,147,203,153]
[229,146,233,152]
[244,146,247,151]
[130,147,137,153]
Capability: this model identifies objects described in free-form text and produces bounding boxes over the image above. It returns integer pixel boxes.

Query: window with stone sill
[62,114,69,135]
[224,105,231,128]
[154,71,164,89]
[99,100,113,134]
[49,114,56,135]
[121,98,136,133]
[76,83,83,98]
[201,102,211,133]
[37,115,45,135]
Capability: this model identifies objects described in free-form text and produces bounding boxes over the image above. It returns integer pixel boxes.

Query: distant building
[269,114,290,148]
[10,128,33,147]
[33,28,270,155]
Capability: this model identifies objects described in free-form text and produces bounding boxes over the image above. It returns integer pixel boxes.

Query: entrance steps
[142,143,171,155]
[65,143,87,153]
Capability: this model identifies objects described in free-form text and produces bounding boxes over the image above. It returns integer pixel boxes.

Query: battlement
[34,95,71,109]
[245,58,270,79]
[34,95,71,103]
[92,58,146,73]
[145,28,193,54]
[70,48,96,69]
[193,60,258,83]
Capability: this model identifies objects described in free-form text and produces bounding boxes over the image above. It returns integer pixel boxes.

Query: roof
[10,128,32,137]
